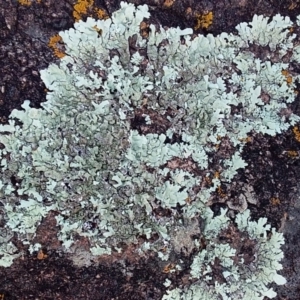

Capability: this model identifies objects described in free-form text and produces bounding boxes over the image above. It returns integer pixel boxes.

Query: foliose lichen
[1,2,299,298]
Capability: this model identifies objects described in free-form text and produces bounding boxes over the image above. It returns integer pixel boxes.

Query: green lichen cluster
[1,2,299,298]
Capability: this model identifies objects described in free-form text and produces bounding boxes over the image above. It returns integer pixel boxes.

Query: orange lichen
[288,2,298,10]
[214,136,222,150]
[287,150,298,157]
[217,185,226,198]
[73,0,94,21]
[37,249,48,260]
[94,8,109,20]
[18,0,32,6]
[185,196,191,204]
[163,0,174,8]
[270,197,281,206]
[204,176,212,185]
[293,126,300,142]
[48,34,66,58]
[239,136,252,143]
[140,21,149,38]
[160,245,168,253]
[163,263,175,273]
[214,171,220,179]
[194,11,213,30]
[92,25,103,37]
[281,69,293,85]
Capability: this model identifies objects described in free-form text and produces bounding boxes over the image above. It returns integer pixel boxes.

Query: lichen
[293,125,300,142]
[0,2,298,299]
[94,8,109,20]
[194,11,213,30]
[48,34,66,58]
[73,0,94,21]
[73,0,108,22]
[282,69,293,85]
[163,0,175,8]
[18,0,32,6]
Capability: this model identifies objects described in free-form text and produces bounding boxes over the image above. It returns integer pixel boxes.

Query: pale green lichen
[0,2,297,299]
[186,209,286,300]
[164,210,286,299]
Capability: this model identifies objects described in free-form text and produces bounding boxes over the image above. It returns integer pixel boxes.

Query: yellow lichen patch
[281,69,293,85]
[293,125,300,142]
[163,0,174,8]
[94,8,109,20]
[18,0,32,6]
[270,197,281,206]
[73,0,94,22]
[48,34,66,58]
[194,11,213,30]
[287,150,298,157]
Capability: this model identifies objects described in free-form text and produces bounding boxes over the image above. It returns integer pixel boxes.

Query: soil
[1,0,300,299]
